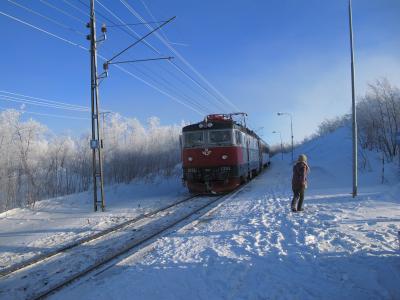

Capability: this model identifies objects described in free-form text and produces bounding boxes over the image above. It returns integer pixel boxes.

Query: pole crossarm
[107,56,174,66]
[106,16,176,64]
[107,20,168,28]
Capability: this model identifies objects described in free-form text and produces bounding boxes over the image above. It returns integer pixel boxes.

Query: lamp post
[272,131,283,160]
[255,126,264,136]
[277,112,294,163]
[348,0,358,197]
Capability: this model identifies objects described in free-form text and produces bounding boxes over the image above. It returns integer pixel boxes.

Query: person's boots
[297,189,304,211]
[291,197,297,212]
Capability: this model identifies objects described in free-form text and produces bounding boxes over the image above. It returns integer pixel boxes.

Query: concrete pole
[89,0,105,211]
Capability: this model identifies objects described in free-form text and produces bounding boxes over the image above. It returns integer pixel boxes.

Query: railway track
[0,194,199,278]
[0,183,249,300]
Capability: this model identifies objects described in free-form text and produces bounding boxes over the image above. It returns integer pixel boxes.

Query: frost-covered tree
[357,79,400,160]
[0,110,182,212]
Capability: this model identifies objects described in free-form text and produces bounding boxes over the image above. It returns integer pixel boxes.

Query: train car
[181,113,270,194]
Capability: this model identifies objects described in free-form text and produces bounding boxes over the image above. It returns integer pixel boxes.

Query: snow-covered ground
[0,174,187,271]
[1,127,399,299]
[53,127,399,300]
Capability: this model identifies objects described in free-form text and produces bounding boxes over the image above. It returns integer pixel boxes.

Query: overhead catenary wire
[61,0,90,18]
[2,3,222,117]
[133,1,217,99]
[3,2,234,118]
[107,20,167,27]
[0,10,87,50]
[39,0,86,25]
[108,56,174,65]
[0,90,89,110]
[139,0,173,50]
[106,58,205,115]
[107,16,176,64]
[127,63,211,114]
[119,0,241,112]
[0,9,204,115]
[139,1,188,46]
[75,0,165,29]
[121,0,239,111]
[88,0,216,114]
[7,0,86,36]
[94,0,229,114]
[0,105,89,120]
[0,95,89,112]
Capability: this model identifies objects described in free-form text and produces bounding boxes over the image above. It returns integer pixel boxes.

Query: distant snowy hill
[292,126,398,189]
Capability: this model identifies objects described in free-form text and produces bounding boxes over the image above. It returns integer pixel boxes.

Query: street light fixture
[277,112,294,163]
[272,131,283,160]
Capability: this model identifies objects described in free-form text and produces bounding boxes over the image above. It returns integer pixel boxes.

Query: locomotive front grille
[184,166,234,182]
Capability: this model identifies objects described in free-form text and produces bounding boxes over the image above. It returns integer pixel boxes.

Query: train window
[184,131,204,148]
[208,130,232,145]
[235,131,242,145]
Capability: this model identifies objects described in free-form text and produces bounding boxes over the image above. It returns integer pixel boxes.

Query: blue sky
[0,0,399,145]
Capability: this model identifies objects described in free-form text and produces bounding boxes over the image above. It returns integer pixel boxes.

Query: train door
[245,134,251,179]
[179,134,183,161]
[258,140,263,172]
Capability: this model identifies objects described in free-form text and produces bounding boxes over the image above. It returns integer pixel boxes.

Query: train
[181,113,270,194]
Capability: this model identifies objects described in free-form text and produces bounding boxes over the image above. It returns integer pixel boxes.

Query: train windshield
[208,130,232,145]
[184,131,204,148]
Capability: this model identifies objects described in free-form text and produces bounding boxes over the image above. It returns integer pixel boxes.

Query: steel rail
[32,194,226,299]
[3,168,267,299]
[0,194,199,277]
[32,175,259,300]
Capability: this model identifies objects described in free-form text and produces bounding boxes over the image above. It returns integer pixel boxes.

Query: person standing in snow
[291,154,310,212]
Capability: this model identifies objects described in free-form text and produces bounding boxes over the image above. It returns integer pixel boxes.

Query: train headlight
[188,156,193,162]
[221,154,228,160]
[207,122,213,128]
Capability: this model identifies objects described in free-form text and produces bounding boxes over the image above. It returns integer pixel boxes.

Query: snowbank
[1,126,399,299]
[0,174,186,270]
[50,126,400,300]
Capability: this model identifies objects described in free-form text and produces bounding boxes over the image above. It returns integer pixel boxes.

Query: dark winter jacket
[292,161,309,190]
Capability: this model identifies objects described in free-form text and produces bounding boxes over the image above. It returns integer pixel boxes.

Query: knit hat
[298,154,307,162]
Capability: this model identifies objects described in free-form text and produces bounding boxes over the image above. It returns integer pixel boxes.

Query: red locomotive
[181,113,270,194]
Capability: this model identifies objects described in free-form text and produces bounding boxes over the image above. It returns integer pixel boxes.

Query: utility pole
[87,10,174,212]
[290,116,294,163]
[100,111,113,149]
[277,112,294,163]
[85,6,172,212]
[349,0,358,197]
[88,0,105,211]
[272,131,283,160]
